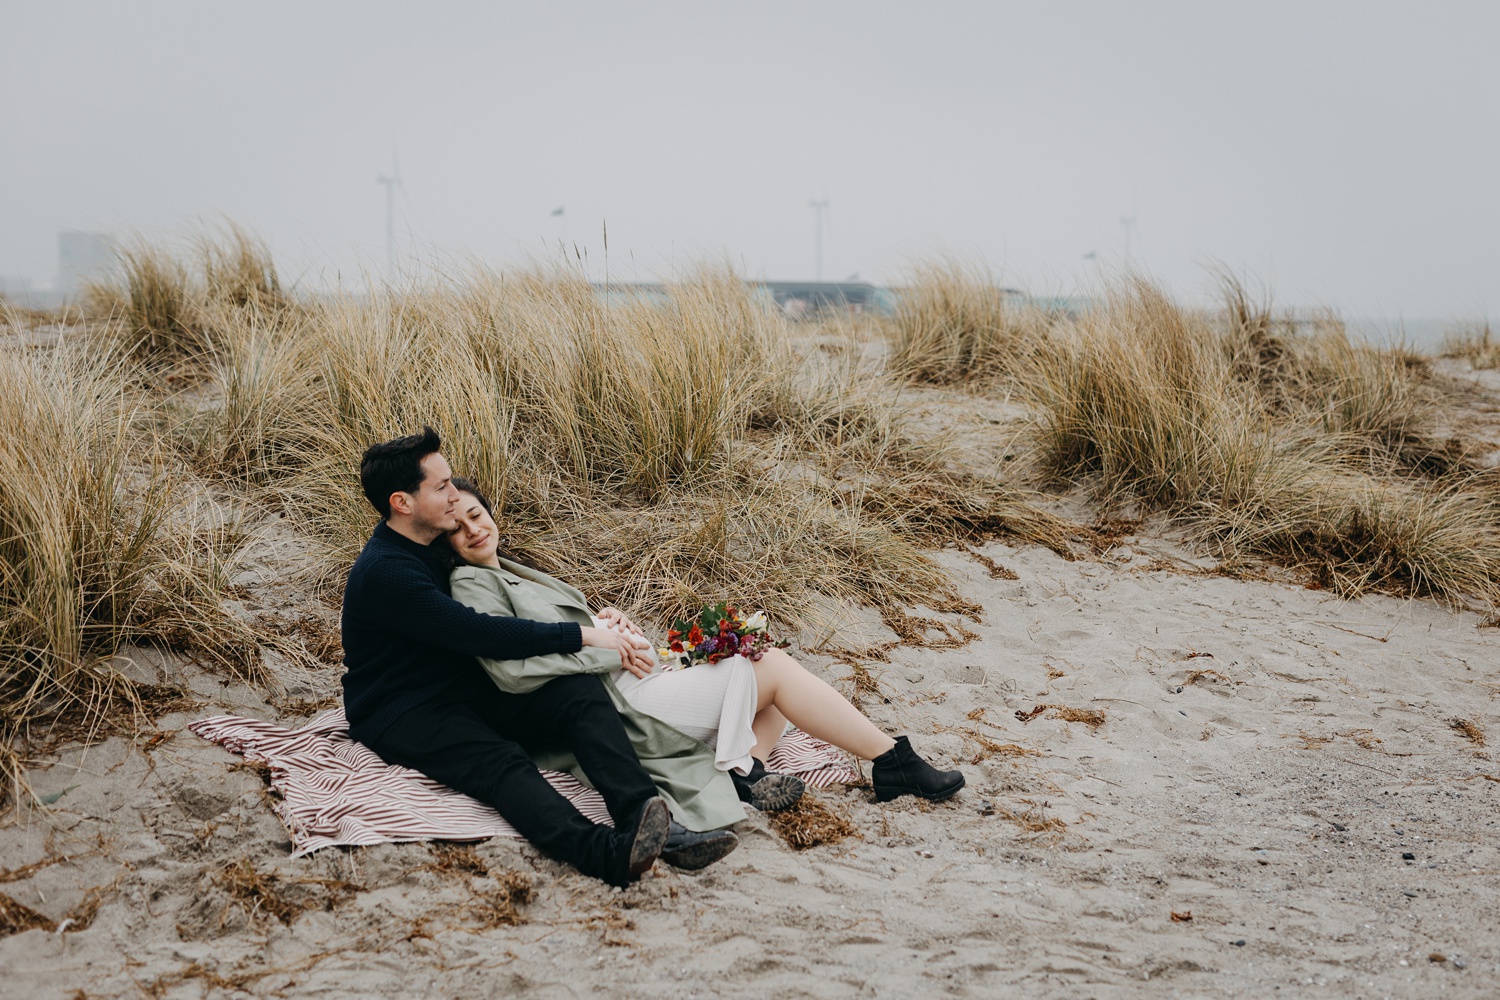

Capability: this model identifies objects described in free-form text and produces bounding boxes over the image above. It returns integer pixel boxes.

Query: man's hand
[596,606,644,637]
[579,626,655,679]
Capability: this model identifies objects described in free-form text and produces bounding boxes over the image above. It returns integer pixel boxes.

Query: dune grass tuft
[1441,322,1499,370]
[100,241,203,363]
[1024,279,1500,608]
[886,262,1034,383]
[0,343,273,809]
[84,225,293,373]
[1218,281,1437,471]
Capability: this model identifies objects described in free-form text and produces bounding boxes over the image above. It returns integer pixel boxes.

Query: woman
[443,478,964,823]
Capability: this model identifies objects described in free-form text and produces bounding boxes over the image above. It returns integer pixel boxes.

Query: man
[340,427,736,885]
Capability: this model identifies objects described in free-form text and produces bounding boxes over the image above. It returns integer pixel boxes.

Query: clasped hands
[579,606,655,679]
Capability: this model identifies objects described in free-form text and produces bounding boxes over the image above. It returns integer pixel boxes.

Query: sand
[2,366,1499,999]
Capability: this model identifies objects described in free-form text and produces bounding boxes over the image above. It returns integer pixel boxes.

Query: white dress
[595,619,764,776]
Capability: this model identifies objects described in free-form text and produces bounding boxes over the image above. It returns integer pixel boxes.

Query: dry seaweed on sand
[1047,707,1105,728]
[961,544,1019,580]
[215,858,308,926]
[469,871,535,929]
[422,841,491,878]
[1338,728,1384,751]
[881,610,980,650]
[54,877,121,934]
[937,718,1038,763]
[142,950,350,998]
[0,892,56,936]
[991,799,1067,837]
[1182,668,1236,687]
[835,659,885,703]
[0,849,91,885]
[0,879,113,938]
[262,611,343,664]
[1086,516,1144,556]
[767,793,859,850]
[213,857,360,928]
[1449,717,1487,747]
[579,901,637,947]
[418,843,533,928]
[1013,704,1106,729]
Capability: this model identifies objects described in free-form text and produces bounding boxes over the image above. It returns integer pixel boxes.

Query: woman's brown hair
[438,476,536,570]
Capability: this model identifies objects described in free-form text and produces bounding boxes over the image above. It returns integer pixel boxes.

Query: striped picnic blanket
[190,709,858,858]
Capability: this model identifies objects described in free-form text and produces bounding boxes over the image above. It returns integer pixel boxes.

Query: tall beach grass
[12,232,1497,788]
[0,343,266,807]
[886,262,1034,383]
[1441,322,1499,370]
[1023,279,1500,606]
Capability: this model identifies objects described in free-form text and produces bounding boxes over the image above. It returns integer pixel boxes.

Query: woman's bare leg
[752,648,896,761]
[750,704,789,762]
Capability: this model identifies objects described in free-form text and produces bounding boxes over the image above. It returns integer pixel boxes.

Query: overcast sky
[2,1,1496,322]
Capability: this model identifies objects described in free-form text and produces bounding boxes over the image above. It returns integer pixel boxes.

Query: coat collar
[489,557,590,612]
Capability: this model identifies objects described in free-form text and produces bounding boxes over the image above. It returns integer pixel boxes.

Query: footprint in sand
[1039,628,1100,648]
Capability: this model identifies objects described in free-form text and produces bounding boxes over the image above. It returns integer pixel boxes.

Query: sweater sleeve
[354,552,582,659]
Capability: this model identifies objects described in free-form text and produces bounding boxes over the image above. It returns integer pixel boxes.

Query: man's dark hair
[360,426,442,519]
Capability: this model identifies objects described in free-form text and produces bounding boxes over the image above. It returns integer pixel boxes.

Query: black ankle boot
[870,736,965,802]
[730,758,805,812]
[660,822,740,870]
[604,796,669,887]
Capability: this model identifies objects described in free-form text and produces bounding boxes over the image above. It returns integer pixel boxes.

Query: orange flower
[687,623,704,645]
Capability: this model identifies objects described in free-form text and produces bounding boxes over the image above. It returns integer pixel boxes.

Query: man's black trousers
[353,671,660,882]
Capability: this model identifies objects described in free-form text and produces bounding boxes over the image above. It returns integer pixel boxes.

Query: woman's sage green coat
[449,558,745,832]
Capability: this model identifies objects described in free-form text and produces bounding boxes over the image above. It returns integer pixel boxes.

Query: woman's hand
[596,606,644,637]
[580,626,655,679]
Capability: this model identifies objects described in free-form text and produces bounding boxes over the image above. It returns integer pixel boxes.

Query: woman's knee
[756,648,804,678]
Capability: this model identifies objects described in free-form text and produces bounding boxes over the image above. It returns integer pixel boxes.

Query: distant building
[592,280,897,318]
[56,231,116,295]
[755,281,895,317]
[586,279,1089,322]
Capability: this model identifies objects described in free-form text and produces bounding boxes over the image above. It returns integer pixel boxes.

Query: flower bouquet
[661,601,789,669]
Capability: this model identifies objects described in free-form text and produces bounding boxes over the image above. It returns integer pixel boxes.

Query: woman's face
[449,492,501,566]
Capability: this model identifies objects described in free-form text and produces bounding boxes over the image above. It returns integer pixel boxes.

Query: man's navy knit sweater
[340,521,583,740]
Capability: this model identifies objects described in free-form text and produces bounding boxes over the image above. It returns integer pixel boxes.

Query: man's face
[395,452,461,537]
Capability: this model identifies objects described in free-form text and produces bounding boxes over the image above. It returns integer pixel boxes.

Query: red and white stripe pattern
[190,709,857,858]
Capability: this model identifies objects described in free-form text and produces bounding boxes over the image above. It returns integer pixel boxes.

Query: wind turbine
[809,195,830,281]
[376,147,406,279]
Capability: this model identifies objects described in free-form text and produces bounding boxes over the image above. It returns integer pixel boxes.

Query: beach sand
[2,366,1499,999]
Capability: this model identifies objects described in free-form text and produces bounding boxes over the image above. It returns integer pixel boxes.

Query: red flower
[669,641,684,653]
[687,623,704,645]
